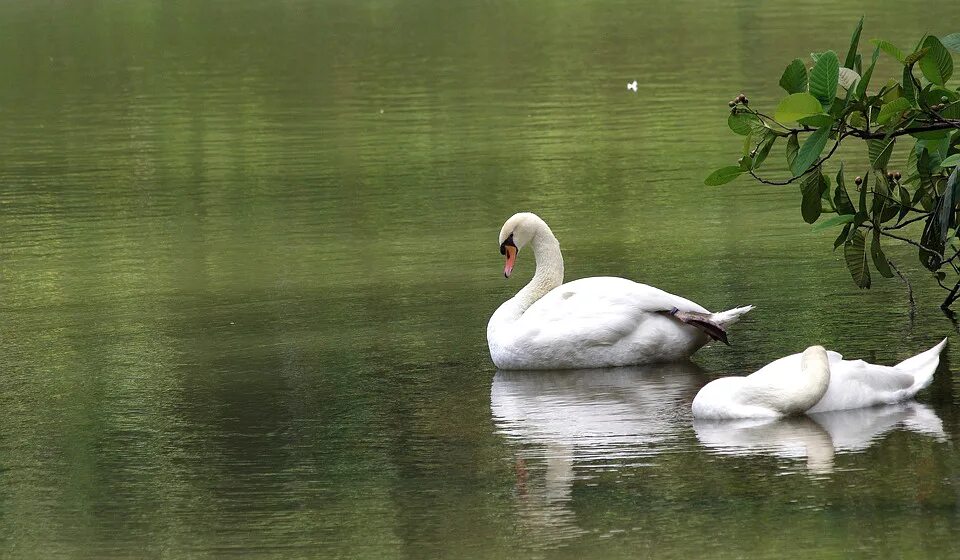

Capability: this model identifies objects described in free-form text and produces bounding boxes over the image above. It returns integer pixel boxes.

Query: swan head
[498,212,547,278]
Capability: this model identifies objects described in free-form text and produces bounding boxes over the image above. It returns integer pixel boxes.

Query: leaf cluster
[707,20,960,308]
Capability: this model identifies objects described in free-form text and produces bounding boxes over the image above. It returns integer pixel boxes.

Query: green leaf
[871,173,889,222]
[941,154,960,168]
[844,17,864,69]
[876,97,913,125]
[835,224,852,249]
[854,210,869,228]
[920,212,946,271]
[903,47,930,66]
[917,167,956,270]
[902,66,917,105]
[790,127,831,176]
[858,171,869,214]
[728,111,758,135]
[813,213,855,231]
[941,167,960,242]
[800,171,828,223]
[898,185,912,222]
[911,129,952,141]
[855,46,881,99]
[919,35,953,85]
[798,114,835,128]
[774,93,825,123]
[834,164,856,214]
[786,133,799,169]
[871,39,905,63]
[867,138,895,170]
[704,166,743,186]
[779,59,808,94]
[844,230,871,288]
[871,230,894,278]
[752,131,777,169]
[943,33,960,53]
[809,50,840,109]
[922,86,959,106]
[873,174,900,224]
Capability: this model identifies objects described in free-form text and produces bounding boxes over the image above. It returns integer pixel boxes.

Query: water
[1,0,959,557]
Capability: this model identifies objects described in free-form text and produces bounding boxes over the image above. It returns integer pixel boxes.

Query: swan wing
[807,358,914,413]
[517,277,708,347]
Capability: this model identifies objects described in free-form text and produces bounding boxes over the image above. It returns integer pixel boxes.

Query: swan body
[692,339,948,419]
[486,213,753,369]
[692,346,832,419]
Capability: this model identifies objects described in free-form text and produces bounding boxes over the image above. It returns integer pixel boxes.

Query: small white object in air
[627,80,638,92]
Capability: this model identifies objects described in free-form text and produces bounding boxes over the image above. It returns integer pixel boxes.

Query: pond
[1,0,958,557]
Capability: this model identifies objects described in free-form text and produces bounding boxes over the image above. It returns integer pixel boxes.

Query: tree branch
[887,259,915,319]
[867,226,942,256]
[882,211,932,230]
[748,134,845,186]
[845,120,960,140]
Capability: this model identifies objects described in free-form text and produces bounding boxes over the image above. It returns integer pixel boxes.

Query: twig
[882,211,932,230]
[941,278,960,310]
[888,259,916,319]
[867,226,942,256]
[749,135,845,186]
[845,120,960,140]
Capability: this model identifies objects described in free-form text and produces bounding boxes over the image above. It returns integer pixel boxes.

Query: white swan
[486,212,753,369]
[692,339,948,419]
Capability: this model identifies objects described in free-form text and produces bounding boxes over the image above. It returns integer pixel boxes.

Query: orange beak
[504,244,517,278]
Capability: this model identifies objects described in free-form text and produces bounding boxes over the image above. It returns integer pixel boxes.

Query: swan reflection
[693,402,947,474]
[492,361,705,461]
[491,362,704,545]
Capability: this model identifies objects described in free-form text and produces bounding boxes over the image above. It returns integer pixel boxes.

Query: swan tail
[710,305,755,328]
[895,337,948,392]
[662,309,730,345]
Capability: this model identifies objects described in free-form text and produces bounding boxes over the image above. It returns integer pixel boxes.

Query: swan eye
[500,233,516,255]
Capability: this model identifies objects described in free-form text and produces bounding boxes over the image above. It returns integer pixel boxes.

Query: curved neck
[513,226,564,312]
[779,347,831,415]
[491,223,565,328]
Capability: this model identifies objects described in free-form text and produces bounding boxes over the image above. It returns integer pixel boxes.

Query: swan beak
[503,244,517,278]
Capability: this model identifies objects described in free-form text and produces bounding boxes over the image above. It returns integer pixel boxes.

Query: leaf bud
[894,171,902,180]
[855,176,863,186]
[729,100,736,107]
[942,96,950,103]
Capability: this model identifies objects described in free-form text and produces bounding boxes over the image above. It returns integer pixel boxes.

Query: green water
[2,0,959,558]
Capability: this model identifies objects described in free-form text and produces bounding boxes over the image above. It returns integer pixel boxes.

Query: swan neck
[515,227,564,310]
[783,347,831,415]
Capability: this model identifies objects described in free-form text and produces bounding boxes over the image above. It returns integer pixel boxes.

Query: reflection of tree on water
[693,402,946,475]
[491,362,706,548]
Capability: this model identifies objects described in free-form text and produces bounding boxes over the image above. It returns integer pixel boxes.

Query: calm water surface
[2,0,960,558]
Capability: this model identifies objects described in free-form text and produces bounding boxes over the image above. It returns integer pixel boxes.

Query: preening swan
[692,346,832,419]
[692,339,948,419]
[486,212,753,369]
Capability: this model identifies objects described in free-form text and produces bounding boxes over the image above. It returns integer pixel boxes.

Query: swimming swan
[692,339,948,419]
[486,212,753,369]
